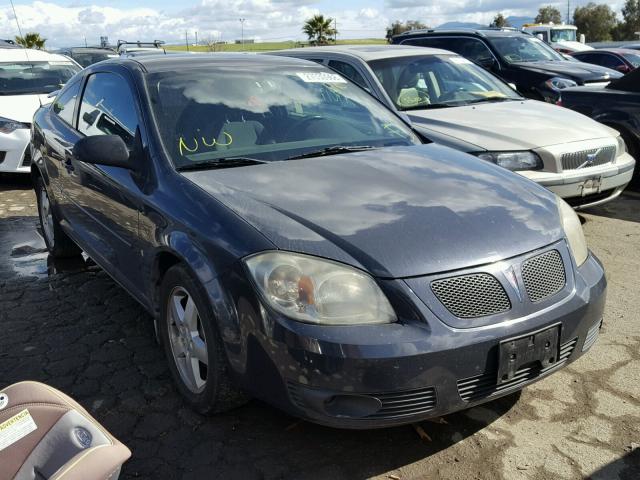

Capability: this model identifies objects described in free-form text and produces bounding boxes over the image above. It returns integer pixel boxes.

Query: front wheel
[159,264,247,414]
[34,177,81,258]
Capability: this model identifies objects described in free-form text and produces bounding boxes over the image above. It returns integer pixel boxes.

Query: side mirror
[73,135,132,169]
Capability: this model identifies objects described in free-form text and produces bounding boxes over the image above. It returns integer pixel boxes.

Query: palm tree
[303,15,337,45]
[15,32,46,50]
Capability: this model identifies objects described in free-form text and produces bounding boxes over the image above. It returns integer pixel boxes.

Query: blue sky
[0,0,626,48]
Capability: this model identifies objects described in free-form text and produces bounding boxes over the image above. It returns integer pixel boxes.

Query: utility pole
[239,18,246,50]
[185,30,189,51]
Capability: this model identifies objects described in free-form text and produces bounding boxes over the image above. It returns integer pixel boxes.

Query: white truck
[522,23,592,54]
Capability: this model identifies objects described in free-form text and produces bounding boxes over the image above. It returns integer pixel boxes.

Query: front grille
[431,273,511,318]
[521,250,566,303]
[286,382,437,420]
[561,145,616,170]
[457,338,577,402]
[21,147,32,168]
[582,319,603,352]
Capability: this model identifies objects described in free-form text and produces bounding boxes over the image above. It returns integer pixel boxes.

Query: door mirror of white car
[73,135,132,169]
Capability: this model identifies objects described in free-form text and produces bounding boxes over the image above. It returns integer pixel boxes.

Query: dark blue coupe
[30,54,606,428]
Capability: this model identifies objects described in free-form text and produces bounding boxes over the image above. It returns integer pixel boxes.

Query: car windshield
[368,54,521,110]
[491,36,565,63]
[146,65,421,169]
[0,61,80,95]
[550,29,577,42]
[621,52,640,68]
[72,51,117,67]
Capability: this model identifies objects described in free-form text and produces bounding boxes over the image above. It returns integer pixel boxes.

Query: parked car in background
[55,47,118,67]
[392,28,621,103]
[1,48,80,173]
[272,45,635,208]
[570,49,640,74]
[31,53,606,428]
[522,23,591,53]
[559,68,640,189]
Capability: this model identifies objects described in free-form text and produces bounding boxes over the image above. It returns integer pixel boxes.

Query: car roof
[0,48,74,62]
[273,44,453,61]
[395,28,530,39]
[114,52,328,73]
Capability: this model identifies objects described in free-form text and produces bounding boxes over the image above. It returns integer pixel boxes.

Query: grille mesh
[561,145,615,170]
[431,273,511,318]
[522,250,566,303]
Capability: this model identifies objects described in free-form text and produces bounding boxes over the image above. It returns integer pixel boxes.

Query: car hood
[513,60,621,82]
[408,99,615,151]
[0,95,50,123]
[182,144,563,278]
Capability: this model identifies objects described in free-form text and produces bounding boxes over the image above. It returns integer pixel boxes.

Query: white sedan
[0,48,80,173]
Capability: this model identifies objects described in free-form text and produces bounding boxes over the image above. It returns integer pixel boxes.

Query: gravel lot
[1,173,639,480]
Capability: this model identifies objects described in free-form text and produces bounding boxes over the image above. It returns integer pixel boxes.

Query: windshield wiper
[177,157,267,171]
[286,145,377,160]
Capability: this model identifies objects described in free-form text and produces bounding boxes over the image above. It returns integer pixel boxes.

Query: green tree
[573,3,618,42]
[302,14,337,45]
[614,0,640,40]
[386,20,428,42]
[490,13,510,28]
[535,6,563,24]
[15,32,46,49]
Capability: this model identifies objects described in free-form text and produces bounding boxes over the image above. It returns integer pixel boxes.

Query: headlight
[244,251,397,325]
[545,77,578,91]
[476,151,543,171]
[557,197,588,266]
[0,116,30,134]
[616,135,627,157]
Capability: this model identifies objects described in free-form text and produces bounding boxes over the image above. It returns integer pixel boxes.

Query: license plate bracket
[580,176,602,197]
[497,325,560,384]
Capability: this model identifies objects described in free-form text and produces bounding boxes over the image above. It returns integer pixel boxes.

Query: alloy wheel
[166,286,209,393]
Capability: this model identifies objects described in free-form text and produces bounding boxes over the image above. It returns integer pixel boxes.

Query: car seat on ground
[0,381,130,480]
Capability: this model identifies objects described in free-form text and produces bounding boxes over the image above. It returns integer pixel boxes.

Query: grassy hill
[166,38,386,53]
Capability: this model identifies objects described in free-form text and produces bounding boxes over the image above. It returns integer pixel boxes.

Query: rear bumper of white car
[519,153,636,209]
[0,128,31,174]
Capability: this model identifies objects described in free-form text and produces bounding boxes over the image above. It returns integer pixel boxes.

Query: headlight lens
[245,251,397,325]
[557,197,588,266]
[476,151,543,171]
[545,77,578,91]
[616,135,627,157]
[0,116,30,134]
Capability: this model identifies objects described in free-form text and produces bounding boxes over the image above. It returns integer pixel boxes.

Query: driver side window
[78,72,139,148]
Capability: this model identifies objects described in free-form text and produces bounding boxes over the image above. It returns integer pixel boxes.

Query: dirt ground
[0,173,638,480]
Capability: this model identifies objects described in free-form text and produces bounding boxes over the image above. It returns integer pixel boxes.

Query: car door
[66,69,146,298]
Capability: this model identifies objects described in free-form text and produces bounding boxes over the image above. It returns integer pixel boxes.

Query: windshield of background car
[368,54,522,110]
[146,66,421,169]
[550,29,577,42]
[491,36,565,63]
[0,61,80,95]
[72,52,117,67]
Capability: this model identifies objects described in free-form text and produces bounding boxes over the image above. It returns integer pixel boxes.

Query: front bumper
[519,153,635,209]
[228,250,607,429]
[0,129,31,173]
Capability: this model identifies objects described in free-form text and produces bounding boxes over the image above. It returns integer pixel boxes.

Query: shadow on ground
[0,215,521,479]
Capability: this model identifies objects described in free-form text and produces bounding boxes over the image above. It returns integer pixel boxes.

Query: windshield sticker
[178,132,233,156]
[296,72,347,84]
[450,57,473,65]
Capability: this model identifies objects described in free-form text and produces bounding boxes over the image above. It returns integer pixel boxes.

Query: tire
[34,176,81,258]
[158,264,248,414]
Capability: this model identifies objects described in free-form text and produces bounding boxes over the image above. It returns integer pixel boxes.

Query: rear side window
[77,72,139,147]
[328,60,368,89]
[401,37,494,65]
[52,80,81,126]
